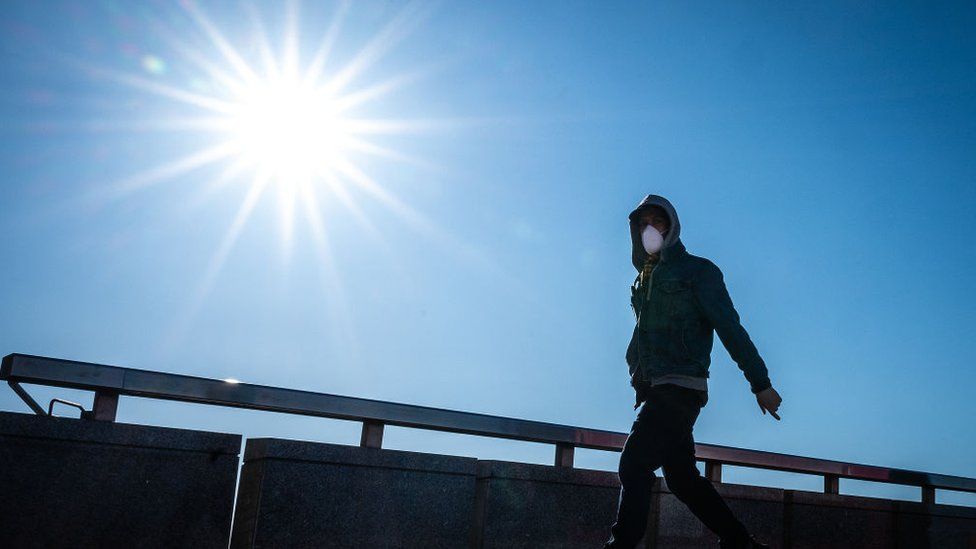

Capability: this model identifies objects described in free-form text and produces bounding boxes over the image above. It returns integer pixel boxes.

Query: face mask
[641,224,664,254]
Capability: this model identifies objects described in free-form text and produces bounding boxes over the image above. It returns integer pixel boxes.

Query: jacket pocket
[657,279,694,318]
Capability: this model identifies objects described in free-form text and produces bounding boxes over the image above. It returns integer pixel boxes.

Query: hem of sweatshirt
[649,374,708,393]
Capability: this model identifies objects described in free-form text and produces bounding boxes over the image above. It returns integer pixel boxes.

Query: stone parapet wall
[2,412,972,548]
[232,440,976,548]
[0,411,241,549]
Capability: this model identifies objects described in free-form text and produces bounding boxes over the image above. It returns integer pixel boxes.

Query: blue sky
[1,1,974,505]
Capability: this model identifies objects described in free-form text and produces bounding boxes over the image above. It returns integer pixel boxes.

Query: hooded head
[629,194,682,271]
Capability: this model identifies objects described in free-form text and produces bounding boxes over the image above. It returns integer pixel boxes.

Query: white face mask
[641,224,664,254]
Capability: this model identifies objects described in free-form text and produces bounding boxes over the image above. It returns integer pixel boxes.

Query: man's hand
[756,387,782,420]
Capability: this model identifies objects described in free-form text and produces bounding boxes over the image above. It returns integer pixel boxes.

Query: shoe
[719,535,769,548]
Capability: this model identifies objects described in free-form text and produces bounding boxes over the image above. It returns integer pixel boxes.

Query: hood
[628,194,682,271]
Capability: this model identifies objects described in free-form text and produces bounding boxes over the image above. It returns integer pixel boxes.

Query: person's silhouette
[604,194,782,549]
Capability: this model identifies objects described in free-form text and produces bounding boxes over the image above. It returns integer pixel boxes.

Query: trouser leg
[605,400,668,548]
[661,414,751,542]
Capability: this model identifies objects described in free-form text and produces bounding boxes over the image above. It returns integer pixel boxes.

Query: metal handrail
[3,353,973,503]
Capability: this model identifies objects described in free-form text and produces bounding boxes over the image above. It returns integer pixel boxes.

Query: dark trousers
[605,384,750,548]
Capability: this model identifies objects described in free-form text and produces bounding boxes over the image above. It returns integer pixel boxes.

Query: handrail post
[704,461,722,483]
[922,486,935,504]
[360,420,384,449]
[824,474,840,494]
[555,443,574,468]
[92,391,118,422]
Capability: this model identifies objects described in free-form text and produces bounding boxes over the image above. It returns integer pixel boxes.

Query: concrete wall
[231,440,976,549]
[0,411,241,549]
[231,438,479,548]
[893,499,976,548]
[3,414,973,548]
[473,459,623,548]
[654,479,785,548]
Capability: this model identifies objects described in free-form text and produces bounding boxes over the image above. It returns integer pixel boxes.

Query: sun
[91,0,442,205]
[87,0,449,252]
[225,76,348,187]
[78,1,461,340]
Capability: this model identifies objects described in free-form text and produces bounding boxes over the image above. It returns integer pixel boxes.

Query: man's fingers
[757,393,783,420]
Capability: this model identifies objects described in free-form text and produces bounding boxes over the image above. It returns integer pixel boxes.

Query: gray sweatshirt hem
[649,374,708,393]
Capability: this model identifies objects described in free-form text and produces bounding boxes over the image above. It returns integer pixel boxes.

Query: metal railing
[3,353,974,504]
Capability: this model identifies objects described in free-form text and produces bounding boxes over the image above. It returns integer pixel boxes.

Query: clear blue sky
[2,1,974,505]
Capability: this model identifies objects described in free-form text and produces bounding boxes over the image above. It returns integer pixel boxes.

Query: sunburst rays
[63,0,526,354]
[96,0,439,222]
[73,0,445,348]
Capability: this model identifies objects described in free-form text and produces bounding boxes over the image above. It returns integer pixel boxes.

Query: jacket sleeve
[692,260,772,394]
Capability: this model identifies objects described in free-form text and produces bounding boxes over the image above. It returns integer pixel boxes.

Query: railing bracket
[48,398,93,419]
[8,381,46,416]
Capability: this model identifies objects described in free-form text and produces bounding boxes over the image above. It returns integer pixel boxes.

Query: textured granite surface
[894,500,976,548]
[243,436,475,474]
[0,411,241,549]
[473,459,624,549]
[654,480,785,549]
[788,491,896,548]
[7,411,971,547]
[232,438,478,548]
[233,442,976,548]
[0,409,241,452]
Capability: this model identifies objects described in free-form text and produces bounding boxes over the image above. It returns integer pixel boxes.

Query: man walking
[604,194,782,549]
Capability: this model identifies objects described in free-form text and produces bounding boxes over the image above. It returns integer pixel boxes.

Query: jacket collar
[661,238,687,263]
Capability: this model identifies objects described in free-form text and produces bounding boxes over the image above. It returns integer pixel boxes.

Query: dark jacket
[626,195,772,400]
